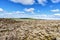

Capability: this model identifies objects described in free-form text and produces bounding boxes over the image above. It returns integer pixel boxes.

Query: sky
[0,0,60,20]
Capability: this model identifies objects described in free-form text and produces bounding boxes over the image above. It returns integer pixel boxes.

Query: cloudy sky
[0,0,60,20]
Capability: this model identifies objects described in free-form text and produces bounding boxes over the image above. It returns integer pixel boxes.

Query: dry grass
[0,18,60,40]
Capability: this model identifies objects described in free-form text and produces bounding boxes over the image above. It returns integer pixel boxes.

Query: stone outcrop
[0,19,60,40]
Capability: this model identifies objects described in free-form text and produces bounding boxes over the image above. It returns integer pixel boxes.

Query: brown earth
[0,18,60,40]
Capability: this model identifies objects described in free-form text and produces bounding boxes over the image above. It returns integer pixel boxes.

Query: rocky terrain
[0,18,60,40]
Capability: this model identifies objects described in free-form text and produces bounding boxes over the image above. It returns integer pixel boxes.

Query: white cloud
[7,11,25,15]
[54,13,60,16]
[30,14,60,20]
[37,0,47,6]
[0,8,4,12]
[24,8,35,13]
[0,10,25,14]
[0,8,60,20]
[0,11,26,18]
[51,0,60,3]
[14,11,25,14]
[32,14,47,19]
[10,0,48,5]
[10,0,35,5]
[51,9,60,12]
[0,10,60,20]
